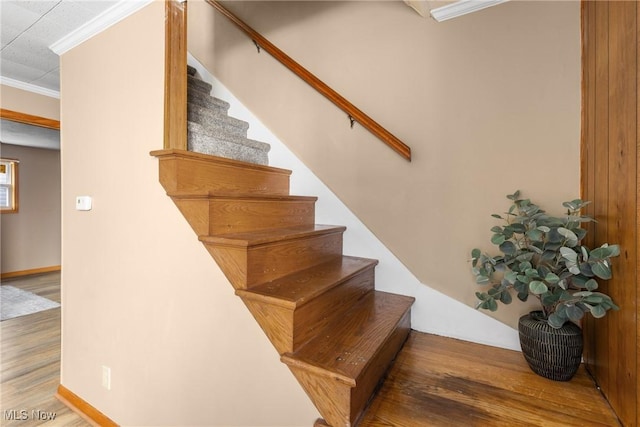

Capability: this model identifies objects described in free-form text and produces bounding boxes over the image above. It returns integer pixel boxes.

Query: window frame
[0,158,19,214]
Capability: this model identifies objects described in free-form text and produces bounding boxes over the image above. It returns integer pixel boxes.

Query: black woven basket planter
[518,311,583,382]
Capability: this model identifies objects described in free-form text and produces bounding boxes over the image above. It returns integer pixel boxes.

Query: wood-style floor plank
[359,332,621,427]
[1,272,89,426]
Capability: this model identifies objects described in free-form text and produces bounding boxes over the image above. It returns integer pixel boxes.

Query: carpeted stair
[187,65,270,165]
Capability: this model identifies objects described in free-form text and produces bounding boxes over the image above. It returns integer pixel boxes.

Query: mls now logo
[4,410,28,420]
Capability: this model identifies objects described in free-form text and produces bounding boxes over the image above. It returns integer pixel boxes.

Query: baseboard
[1,265,61,279]
[55,384,119,427]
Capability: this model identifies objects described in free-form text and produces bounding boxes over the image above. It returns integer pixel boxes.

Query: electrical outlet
[102,366,111,390]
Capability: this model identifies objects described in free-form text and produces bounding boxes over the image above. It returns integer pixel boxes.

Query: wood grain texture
[0,109,60,130]
[151,149,291,194]
[1,273,89,427]
[209,194,317,234]
[359,332,620,427]
[202,225,345,288]
[607,4,637,424]
[164,0,188,150]
[581,1,638,425]
[238,257,377,353]
[170,194,210,235]
[282,291,413,426]
[205,0,411,161]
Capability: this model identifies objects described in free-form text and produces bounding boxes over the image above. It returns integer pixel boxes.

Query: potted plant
[470,191,619,381]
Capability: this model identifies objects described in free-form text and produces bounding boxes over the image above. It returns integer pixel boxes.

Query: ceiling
[0,0,122,150]
[1,0,118,94]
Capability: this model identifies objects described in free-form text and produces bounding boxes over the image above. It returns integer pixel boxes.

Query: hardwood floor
[2,273,620,427]
[359,332,621,427]
[1,272,88,426]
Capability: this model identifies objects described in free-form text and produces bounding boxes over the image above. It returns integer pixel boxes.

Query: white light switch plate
[76,196,92,211]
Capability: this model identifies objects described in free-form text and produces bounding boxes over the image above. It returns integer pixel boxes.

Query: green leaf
[537,226,551,233]
[548,312,567,329]
[529,281,548,295]
[499,241,517,255]
[545,272,560,284]
[505,271,518,285]
[476,275,490,285]
[500,291,512,304]
[591,260,612,280]
[525,268,539,277]
[566,304,584,322]
[510,223,526,233]
[507,190,520,201]
[492,214,503,219]
[526,229,543,242]
[491,233,506,245]
[560,247,578,261]
[471,248,481,259]
[590,304,607,318]
[558,227,579,247]
[490,226,503,233]
[585,279,598,291]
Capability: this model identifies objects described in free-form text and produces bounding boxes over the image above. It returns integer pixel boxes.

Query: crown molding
[430,0,510,22]
[0,77,60,99]
[49,0,153,55]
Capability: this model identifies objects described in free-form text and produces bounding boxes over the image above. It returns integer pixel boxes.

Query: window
[0,159,18,213]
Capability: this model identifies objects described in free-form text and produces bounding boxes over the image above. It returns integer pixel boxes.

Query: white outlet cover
[76,196,92,211]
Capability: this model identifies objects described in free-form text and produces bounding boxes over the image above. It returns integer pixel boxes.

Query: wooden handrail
[206,0,412,161]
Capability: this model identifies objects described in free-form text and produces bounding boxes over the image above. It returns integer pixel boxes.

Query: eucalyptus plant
[470,191,620,329]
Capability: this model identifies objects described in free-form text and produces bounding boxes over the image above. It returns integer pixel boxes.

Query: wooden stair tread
[166,190,317,202]
[282,291,415,386]
[199,224,346,247]
[237,256,378,309]
[151,148,292,175]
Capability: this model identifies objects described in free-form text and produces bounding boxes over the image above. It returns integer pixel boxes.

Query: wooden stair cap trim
[166,190,318,202]
[150,149,292,176]
[281,291,415,386]
[237,256,378,309]
[199,224,346,247]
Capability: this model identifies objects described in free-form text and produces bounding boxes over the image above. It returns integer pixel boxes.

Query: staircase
[186,66,270,165]
[151,68,414,427]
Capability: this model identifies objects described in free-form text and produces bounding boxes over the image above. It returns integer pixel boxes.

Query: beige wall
[0,143,61,273]
[189,0,581,328]
[0,84,60,120]
[60,2,316,425]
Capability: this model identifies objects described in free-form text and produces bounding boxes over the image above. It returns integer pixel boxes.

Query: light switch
[76,196,92,211]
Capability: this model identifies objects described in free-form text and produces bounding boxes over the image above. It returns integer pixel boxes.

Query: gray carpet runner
[186,65,270,165]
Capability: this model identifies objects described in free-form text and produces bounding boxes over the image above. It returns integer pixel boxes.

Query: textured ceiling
[1,0,117,93]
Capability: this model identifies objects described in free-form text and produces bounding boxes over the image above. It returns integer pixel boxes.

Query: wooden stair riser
[239,266,376,354]
[172,196,209,235]
[349,309,411,425]
[152,150,290,195]
[210,197,316,234]
[289,310,410,427]
[203,232,344,289]
[167,194,317,237]
[291,268,375,352]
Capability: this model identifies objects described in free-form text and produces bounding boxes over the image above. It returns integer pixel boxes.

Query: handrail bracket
[252,40,261,53]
